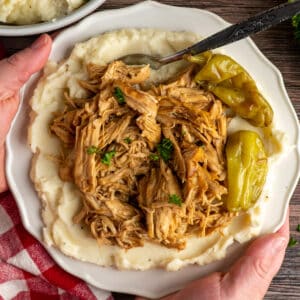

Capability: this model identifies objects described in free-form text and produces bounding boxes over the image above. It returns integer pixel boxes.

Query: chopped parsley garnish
[113,87,126,104]
[101,150,116,165]
[168,194,182,207]
[149,153,160,161]
[157,138,174,162]
[292,13,300,41]
[124,137,132,144]
[288,236,298,247]
[297,224,300,232]
[87,145,100,155]
[289,0,300,41]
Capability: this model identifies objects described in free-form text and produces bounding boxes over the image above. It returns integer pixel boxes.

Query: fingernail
[250,235,287,259]
[31,34,48,50]
[259,236,287,276]
[271,236,287,252]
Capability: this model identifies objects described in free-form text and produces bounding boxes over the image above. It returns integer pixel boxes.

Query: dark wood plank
[1,0,300,298]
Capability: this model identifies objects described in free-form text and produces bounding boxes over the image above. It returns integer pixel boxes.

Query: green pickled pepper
[225,130,268,212]
[192,54,273,127]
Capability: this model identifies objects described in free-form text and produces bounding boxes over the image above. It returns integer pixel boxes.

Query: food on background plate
[29,29,280,271]
[0,0,87,25]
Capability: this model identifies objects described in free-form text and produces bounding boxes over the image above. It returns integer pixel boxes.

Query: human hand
[0,34,52,193]
[137,215,289,300]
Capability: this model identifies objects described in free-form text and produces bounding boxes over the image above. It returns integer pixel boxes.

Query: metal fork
[120,1,300,70]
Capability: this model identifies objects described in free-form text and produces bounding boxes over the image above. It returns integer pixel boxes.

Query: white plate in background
[0,0,106,36]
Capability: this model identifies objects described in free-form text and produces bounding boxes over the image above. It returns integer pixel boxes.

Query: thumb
[0,34,52,101]
[136,235,287,300]
[221,225,289,300]
[0,34,52,193]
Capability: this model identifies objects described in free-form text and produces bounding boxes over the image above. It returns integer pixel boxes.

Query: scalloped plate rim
[5,1,300,298]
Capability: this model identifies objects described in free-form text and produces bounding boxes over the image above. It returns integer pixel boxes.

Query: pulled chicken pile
[50,60,233,250]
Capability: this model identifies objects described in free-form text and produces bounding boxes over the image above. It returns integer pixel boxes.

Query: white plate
[0,0,106,36]
[6,1,300,298]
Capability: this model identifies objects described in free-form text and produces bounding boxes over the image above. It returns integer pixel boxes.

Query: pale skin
[0,34,289,300]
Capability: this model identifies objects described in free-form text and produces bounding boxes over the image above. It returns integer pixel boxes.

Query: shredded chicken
[50,60,233,250]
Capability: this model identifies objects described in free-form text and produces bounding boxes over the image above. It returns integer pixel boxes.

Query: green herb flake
[289,0,300,41]
[87,146,100,155]
[293,14,300,41]
[149,153,160,161]
[297,224,300,232]
[288,236,298,248]
[101,150,116,166]
[113,87,126,105]
[168,194,182,207]
[157,138,174,162]
[124,137,132,144]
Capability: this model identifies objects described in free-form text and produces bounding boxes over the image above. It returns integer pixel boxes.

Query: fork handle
[160,1,300,64]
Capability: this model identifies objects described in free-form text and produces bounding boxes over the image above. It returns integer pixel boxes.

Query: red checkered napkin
[0,191,113,300]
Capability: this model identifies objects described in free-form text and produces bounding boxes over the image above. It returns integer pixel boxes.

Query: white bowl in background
[0,0,106,36]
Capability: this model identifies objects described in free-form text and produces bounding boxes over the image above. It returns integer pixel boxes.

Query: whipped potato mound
[0,0,86,24]
[29,29,266,271]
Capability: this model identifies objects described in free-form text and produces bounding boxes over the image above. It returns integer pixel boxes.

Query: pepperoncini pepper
[191,54,273,127]
[225,130,268,212]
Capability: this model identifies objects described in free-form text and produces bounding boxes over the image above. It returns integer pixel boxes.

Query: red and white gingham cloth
[0,191,113,300]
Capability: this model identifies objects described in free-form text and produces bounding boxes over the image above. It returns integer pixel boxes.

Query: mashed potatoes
[0,0,86,24]
[29,29,270,271]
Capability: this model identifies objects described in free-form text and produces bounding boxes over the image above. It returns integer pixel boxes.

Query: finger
[135,272,222,300]
[136,213,290,300]
[136,215,290,300]
[135,212,290,300]
[0,35,52,192]
[0,34,52,101]
[220,231,288,300]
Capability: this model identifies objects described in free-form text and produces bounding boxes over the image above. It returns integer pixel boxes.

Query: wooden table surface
[1,0,300,299]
